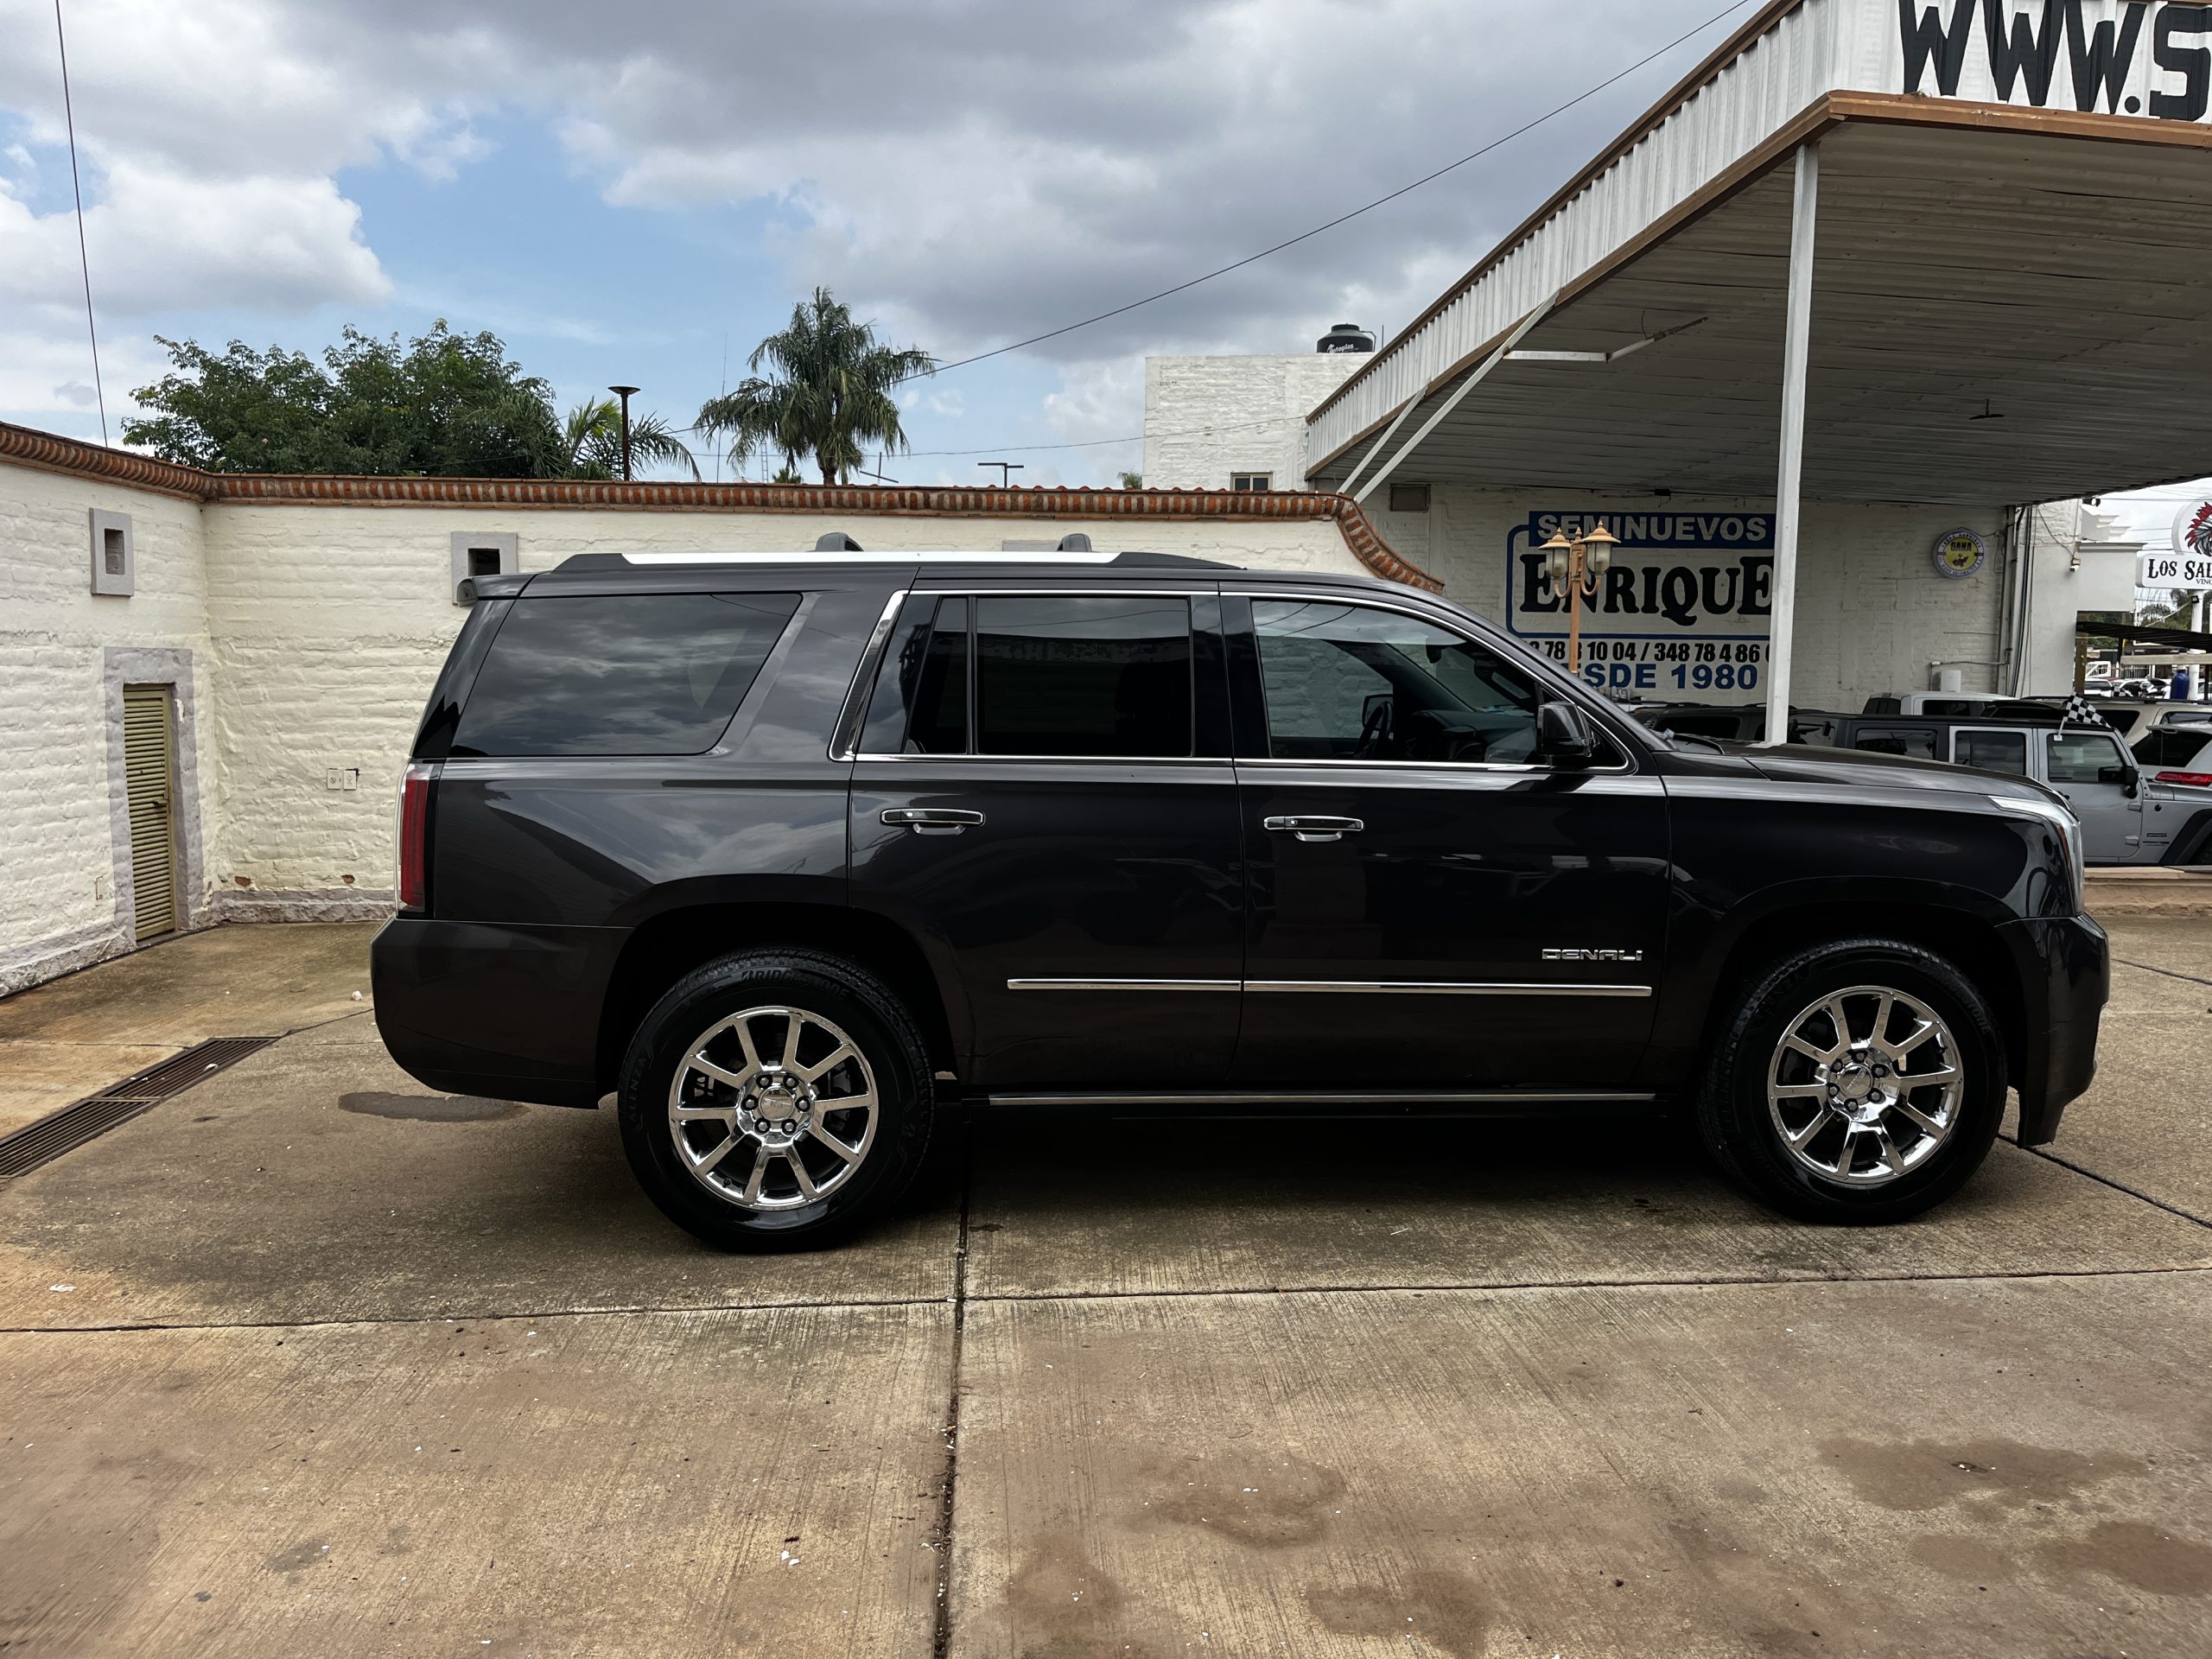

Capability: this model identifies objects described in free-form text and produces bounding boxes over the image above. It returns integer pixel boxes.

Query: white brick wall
[1143,355,1364,493]
[1410,489,2011,711]
[0,467,214,990]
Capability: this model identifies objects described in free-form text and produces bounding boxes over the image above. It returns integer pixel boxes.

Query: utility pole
[608,385,639,480]
[978,461,1024,487]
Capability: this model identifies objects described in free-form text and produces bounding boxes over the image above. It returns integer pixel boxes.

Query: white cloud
[0,162,390,318]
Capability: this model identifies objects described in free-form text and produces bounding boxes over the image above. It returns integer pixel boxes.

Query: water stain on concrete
[1003,1530,1143,1659]
[264,1539,330,1574]
[338,1092,523,1123]
[1154,1455,1346,1547]
[1306,1569,1489,1659]
[1910,1532,2016,1583]
[2035,1520,2212,1596]
[1819,1437,2145,1512]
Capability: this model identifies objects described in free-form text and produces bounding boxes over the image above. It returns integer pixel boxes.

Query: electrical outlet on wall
[326,769,344,790]
[342,769,359,791]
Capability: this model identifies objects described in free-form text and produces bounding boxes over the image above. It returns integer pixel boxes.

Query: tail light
[396,761,432,911]
[2156,771,2212,788]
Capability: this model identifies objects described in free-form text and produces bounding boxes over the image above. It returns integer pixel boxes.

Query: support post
[1758,143,1818,746]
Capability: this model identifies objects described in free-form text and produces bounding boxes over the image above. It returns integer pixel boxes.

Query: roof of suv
[474,551,1433,605]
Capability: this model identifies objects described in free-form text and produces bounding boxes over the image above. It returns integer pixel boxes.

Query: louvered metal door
[123,684,179,941]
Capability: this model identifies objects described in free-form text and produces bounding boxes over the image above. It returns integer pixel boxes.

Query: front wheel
[1696,939,2005,1224]
[618,950,933,1250]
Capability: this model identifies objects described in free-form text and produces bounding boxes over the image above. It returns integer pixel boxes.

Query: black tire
[1695,938,2005,1224]
[618,950,933,1251]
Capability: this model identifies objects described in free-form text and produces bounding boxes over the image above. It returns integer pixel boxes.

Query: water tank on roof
[1316,322,1375,353]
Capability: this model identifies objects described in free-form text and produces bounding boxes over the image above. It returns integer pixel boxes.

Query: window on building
[1230,472,1272,493]
[1388,482,1431,513]
[1251,600,1541,765]
[1952,728,2029,776]
[2046,730,2132,784]
[969,597,1193,758]
[449,592,799,756]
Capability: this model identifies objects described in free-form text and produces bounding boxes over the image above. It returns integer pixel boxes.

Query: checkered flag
[2061,694,2113,732]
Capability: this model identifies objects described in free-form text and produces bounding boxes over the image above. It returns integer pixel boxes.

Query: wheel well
[594,904,956,1093]
[1700,903,2024,1085]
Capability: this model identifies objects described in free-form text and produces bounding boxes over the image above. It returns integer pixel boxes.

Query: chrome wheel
[1765,984,1962,1187]
[666,1005,878,1211]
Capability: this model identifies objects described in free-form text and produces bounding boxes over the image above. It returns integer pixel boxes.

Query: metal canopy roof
[1306,0,2212,509]
[1308,114,2212,505]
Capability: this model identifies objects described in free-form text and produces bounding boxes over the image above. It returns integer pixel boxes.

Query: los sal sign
[1899,2,2212,123]
[2142,500,2212,587]
[1506,510,1773,696]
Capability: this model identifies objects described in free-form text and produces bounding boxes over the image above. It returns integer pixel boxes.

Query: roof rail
[552,549,1243,572]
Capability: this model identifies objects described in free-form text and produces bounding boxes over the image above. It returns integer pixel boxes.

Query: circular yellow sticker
[1933,528,1986,579]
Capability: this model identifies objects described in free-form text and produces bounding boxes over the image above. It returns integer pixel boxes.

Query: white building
[1153,0,2209,713]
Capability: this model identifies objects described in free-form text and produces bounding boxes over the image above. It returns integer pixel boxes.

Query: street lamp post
[1536,523,1619,679]
[608,385,640,481]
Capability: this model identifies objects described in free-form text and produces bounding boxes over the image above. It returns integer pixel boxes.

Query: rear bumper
[370,917,626,1108]
[1998,912,2109,1146]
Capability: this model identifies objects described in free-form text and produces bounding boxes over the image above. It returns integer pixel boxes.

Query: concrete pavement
[1,917,2208,1656]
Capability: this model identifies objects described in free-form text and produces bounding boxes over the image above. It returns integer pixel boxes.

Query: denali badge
[1542,948,1644,963]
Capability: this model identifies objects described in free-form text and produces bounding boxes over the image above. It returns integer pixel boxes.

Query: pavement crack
[2112,954,2212,988]
[2003,1132,2212,1229]
[931,1113,974,1659]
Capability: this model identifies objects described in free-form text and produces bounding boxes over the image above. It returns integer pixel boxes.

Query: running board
[980,1089,1659,1111]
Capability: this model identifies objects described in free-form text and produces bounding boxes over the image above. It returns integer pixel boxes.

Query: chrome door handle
[881,807,985,836]
[1263,815,1363,843]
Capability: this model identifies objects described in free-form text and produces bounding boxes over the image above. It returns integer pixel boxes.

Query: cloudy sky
[0,0,2198,539]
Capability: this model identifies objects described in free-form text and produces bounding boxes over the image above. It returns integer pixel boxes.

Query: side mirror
[1536,700,1597,768]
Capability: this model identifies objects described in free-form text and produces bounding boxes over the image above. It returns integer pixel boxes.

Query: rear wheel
[1696,939,2005,1224]
[618,950,932,1250]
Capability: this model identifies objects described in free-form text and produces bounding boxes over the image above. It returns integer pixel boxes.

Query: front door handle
[1263,815,1364,843]
[882,807,985,836]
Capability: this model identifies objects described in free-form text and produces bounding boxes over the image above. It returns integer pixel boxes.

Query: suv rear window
[449,592,799,756]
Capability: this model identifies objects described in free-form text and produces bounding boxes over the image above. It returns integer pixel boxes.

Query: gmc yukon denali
[372,549,2108,1249]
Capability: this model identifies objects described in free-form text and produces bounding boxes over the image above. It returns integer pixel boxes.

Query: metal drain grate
[0,1036,276,1179]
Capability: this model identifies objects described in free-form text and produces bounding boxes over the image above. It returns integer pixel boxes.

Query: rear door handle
[881,807,985,836]
[1263,815,1363,843]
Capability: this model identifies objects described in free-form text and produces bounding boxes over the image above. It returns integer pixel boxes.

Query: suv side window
[1251,599,1540,764]
[2046,729,2131,784]
[449,592,799,757]
[1952,728,2029,776]
[1850,725,1936,759]
[2135,727,2210,768]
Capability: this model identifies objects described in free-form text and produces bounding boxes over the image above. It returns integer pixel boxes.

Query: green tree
[124,322,571,477]
[696,288,935,486]
[560,397,699,480]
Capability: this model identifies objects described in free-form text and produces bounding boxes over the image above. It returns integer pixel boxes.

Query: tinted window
[1953,728,2028,775]
[1252,600,1541,763]
[906,597,969,754]
[2046,730,2131,785]
[2134,728,2212,768]
[974,597,1192,757]
[1852,726,1936,759]
[451,593,798,756]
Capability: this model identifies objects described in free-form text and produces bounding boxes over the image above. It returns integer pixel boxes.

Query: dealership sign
[1505,510,1772,695]
[1899,2,2212,124]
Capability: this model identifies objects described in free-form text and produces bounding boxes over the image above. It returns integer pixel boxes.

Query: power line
[53,0,107,444]
[911,0,1759,382]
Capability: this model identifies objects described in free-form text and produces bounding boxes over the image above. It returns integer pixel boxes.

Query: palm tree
[562,397,699,480]
[696,289,935,486]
